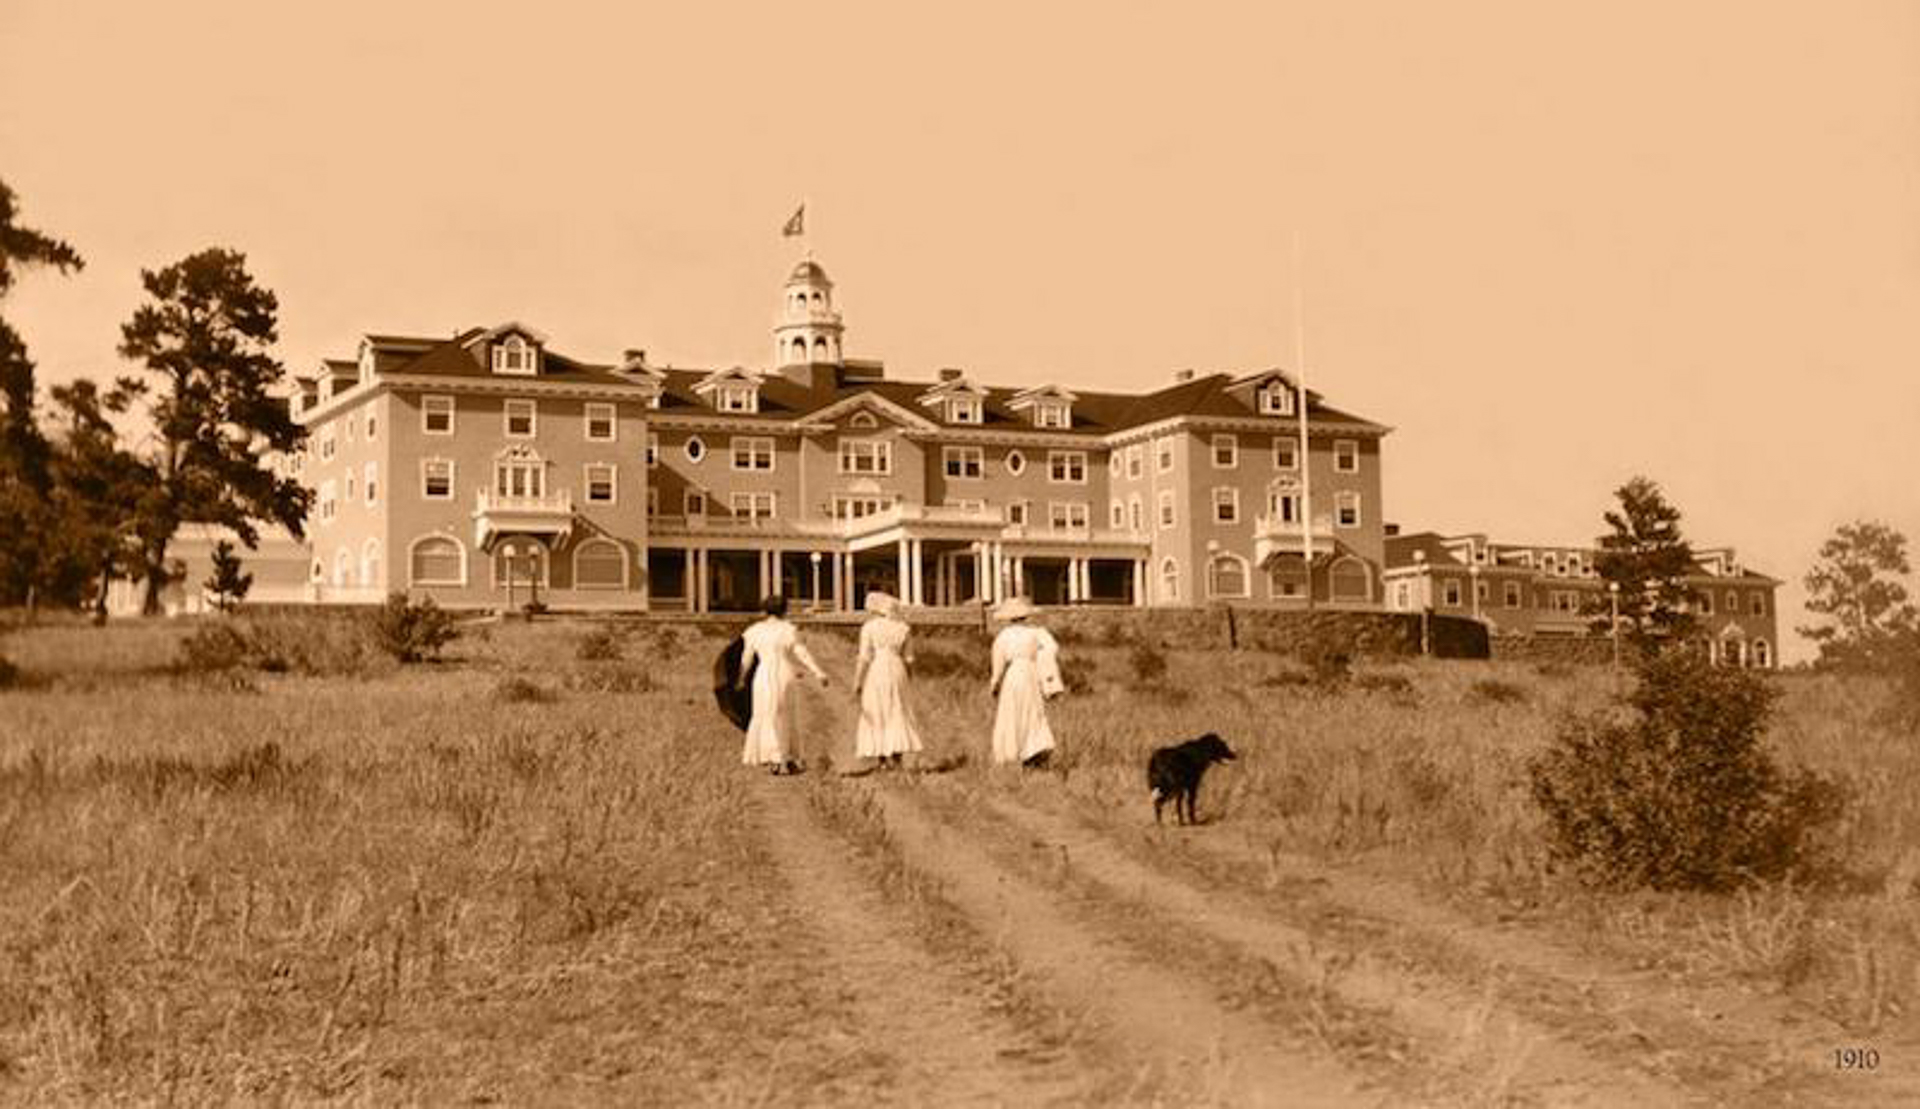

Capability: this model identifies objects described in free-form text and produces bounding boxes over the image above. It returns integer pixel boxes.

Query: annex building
[286,257,1391,615]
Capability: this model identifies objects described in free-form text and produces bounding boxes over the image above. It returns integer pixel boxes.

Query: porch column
[1013,556,1025,598]
[908,539,925,606]
[1068,558,1082,604]
[839,551,852,611]
[896,540,910,601]
[694,547,708,613]
[989,542,1003,604]
[683,548,695,610]
[1134,558,1147,607]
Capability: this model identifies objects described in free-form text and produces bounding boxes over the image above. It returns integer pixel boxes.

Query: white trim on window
[360,538,381,589]
[421,457,455,501]
[572,537,629,590]
[492,335,536,376]
[1207,553,1251,599]
[646,433,659,467]
[684,435,706,464]
[1334,439,1359,473]
[838,437,893,475]
[504,399,537,438]
[730,491,777,520]
[1007,499,1029,526]
[943,445,985,480]
[1048,501,1089,530]
[731,435,776,472]
[583,462,617,504]
[1128,494,1144,533]
[947,396,982,424]
[1155,438,1175,473]
[1110,500,1126,529]
[421,394,454,435]
[1258,383,1297,416]
[584,402,616,442]
[1273,436,1298,470]
[647,486,660,516]
[408,533,468,587]
[1157,490,1175,530]
[1047,450,1087,484]
[1211,434,1238,469]
[1005,449,1027,476]
[1335,491,1361,528]
[1126,444,1143,480]
[1160,556,1180,603]
[684,489,707,517]
[1212,486,1240,524]
[364,461,378,506]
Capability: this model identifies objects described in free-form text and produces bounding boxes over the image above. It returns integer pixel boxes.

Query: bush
[1529,649,1847,891]
[566,666,655,694]
[369,593,459,663]
[176,622,252,674]
[576,624,624,662]
[1129,642,1169,684]
[494,675,557,704]
[1298,629,1355,687]
[1469,678,1527,705]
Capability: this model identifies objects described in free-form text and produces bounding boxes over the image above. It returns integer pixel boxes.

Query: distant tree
[1586,476,1699,646]
[47,378,157,621]
[1799,520,1917,672]
[205,539,253,614]
[0,180,84,614]
[118,249,309,615]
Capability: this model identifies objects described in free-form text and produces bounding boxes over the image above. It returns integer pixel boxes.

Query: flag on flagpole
[782,204,805,237]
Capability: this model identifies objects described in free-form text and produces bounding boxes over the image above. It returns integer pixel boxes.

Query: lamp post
[1413,549,1430,656]
[809,550,822,613]
[1609,580,1621,667]
[1468,563,1482,621]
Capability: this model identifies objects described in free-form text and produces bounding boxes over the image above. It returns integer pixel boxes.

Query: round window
[1005,449,1026,476]
[685,436,706,463]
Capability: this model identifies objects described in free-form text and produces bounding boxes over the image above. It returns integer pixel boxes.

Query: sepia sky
[4,1,1918,660]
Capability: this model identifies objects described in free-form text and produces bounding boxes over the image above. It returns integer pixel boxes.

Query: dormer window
[716,384,757,413]
[1258,383,1297,416]
[492,335,536,376]
[1034,401,1070,429]
[948,396,983,425]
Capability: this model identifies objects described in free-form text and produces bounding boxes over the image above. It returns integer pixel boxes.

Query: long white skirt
[742,667,796,765]
[856,651,923,758]
[991,659,1055,765]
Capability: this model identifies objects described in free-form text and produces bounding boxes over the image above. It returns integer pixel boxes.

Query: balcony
[1253,513,1338,565]
[473,489,574,550]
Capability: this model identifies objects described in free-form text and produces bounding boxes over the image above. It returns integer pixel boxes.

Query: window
[1048,502,1089,530]
[1335,492,1360,528]
[585,403,616,442]
[1126,444,1143,479]
[364,462,378,506]
[1273,437,1298,470]
[1504,581,1522,609]
[1551,591,1581,614]
[504,399,536,438]
[944,446,984,480]
[948,396,982,424]
[1034,400,1070,429]
[1750,592,1767,617]
[831,495,894,520]
[492,335,535,375]
[409,535,465,586]
[319,426,336,461]
[1156,438,1175,473]
[1258,383,1296,416]
[1331,558,1370,602]
[346,472,356,502]
[1212,487,1239,524]
[422,459,453,500]
[1111,501,1126,529]
[422,395,454,435]
[1334,439,1359,473]
[646,433,659,467]
[1725,589,1738,615]
[345,414,356,445]
[647,487,659,516]
[684,490,707,517]
[1476,579,1490,605]
[493,455,545,499]
[573,539,627,589]
[731,436,775,471]
[365,410,377,441]
[848,411,878,429]
[685,436,706,463]
[360,539,381,589]
[1208,555,1250,599]
[1268,491,1300,524]
[1752,639,1771,668]
[1160,557,1180,603]
[1129,496,1143,532]
[716,385,756,413]
[1700,591,1715,616]
[319,480,337,522]
[730,491,776,520]
[1158,490,1175,529]
[584,463,616,504]
[1270,561,1307,599]
[1443,579,1463,607]
[1047,451,1087,483]
[1108,452,1121,478]
[1005,449,1026,476]
[1007,500,1029,526]
[1212,434,1238,469]
[839,438,892,475]
[947,498,987,513]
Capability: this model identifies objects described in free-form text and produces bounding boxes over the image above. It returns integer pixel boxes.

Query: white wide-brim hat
[992,596,1037,622]
[864,591,899,616]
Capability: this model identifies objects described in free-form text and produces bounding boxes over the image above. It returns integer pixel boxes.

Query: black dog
[1147,733,1237,826]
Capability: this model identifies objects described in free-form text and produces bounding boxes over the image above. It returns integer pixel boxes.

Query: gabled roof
[795,391,938,431]
[367,330,650,389]
[461,321,550,348]
[1006,383,1080,407]
[690,366,763,394]
[1385,531,1468,570]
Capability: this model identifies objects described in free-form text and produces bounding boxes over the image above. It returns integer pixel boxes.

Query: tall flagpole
[1293,232,1313,613]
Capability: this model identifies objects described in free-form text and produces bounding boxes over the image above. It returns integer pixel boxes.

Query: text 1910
[1833,1048,1879,1071]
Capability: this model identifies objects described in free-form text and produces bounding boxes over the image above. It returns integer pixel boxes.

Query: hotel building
[287,257,1392,613]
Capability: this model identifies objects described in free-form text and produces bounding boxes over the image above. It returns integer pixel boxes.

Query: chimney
[622,348,647,368]
[938,367,963,382]
[1385,522,1401,537]
[1173,369,1195,383]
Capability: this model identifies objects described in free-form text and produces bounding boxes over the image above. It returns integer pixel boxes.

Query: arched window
[1722,637,1745,668]
[310,558,325,583]
[1207,554,1249,599]
[360,539,381,589]
[1752,639,1771,669]
[1330,557,1371,602]
[791,338,807,362]
[1160,557,1180,603]
[409,535,466,586]
[573,538,627,590]
[334,548,354,587]
[813,337,829,359]
[848,411,878,429]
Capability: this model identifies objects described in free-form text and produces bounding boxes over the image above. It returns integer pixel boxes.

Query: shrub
[1129,642,1169,684]
[494,675,557,703]
[1529,649,1847,891]
[369,593,459,663]
[566,666,656,694]
[176,621,252,674]
[1469,678,1527,705]
[243,614,379,676]
[576,624,624,662]
[1298,629,1355,687]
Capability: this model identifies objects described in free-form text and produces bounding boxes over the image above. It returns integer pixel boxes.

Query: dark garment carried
[712,635,756,732]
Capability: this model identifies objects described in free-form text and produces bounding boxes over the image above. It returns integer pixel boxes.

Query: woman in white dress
[988,597,1062,769]
[852,591,923,769]
[738,594,829,775]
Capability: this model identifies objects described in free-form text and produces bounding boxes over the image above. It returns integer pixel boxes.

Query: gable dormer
[917,371,989,425]
[462,322,549,377]
[1006,383,1077,430]
[1225,369,1306,417]
[692,366,762,414]
[615,349,667,408]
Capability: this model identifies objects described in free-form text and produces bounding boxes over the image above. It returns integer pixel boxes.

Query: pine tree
[118,249,309,615]
[205,539,253,614]
[1586,476,1699,646]
[47,378,157,621]
[1799,520,1917,672]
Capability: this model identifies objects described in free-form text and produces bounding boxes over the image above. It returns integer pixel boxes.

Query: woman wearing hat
[988,596,1062,769]
[738,594,829,775]
[852,591,923,769]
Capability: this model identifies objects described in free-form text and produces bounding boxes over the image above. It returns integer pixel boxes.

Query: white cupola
[773,258,845,373]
